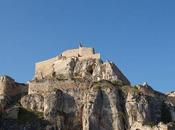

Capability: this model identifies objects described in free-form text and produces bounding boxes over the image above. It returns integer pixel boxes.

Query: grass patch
[111,80,124,86]
[92,80,114,90]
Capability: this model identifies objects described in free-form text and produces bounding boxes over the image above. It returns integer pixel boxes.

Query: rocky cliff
[0,46,175,130]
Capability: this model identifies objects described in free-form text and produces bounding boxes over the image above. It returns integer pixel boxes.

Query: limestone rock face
[44,89,78,130]
[99,62,130,84]
[74,59,130,85]
[20,78,175,130]
[73,59,100,80]
[125,92,151,127]
[124,85,174,129]
[1,81,175,130]
[82,81,125,130]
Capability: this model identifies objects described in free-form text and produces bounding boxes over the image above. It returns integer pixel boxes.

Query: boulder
[20,93,44,112]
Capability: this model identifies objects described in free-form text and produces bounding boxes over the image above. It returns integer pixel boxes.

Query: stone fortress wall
[34,45,130,85]
[61,47,100,60]
[35,57,58,79]
[0,76,27,98]
[35,46,100,79]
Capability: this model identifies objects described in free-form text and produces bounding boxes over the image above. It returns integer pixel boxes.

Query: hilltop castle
[35,46,101,80]
[34,45,130,86]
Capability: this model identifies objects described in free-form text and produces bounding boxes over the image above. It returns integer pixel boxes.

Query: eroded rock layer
[20,78,175,130]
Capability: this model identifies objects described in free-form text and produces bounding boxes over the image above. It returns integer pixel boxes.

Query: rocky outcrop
[44,89,78,130]
[74,59,130,85]
[20,77,175,130]
[82,81,126,130]
[125,91,151,127]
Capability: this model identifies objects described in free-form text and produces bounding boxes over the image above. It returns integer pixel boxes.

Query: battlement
[61,46,100,59]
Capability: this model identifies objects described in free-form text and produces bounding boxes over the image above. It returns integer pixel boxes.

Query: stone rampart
[28,79,87,96]
[62,47,95,58]
[78,53,100,60]
[0,76,28,97]
[79,47,94,56]
[35,56,58,79]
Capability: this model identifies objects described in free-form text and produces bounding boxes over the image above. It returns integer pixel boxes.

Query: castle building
[33,45,130,86]
[35,46,100,80]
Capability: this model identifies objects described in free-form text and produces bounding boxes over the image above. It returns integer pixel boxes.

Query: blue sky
[0,0,175,92]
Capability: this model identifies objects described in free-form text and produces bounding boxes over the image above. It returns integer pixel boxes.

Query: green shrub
[132,86,139,93]
[160,102,172,124]
[112,80,124,86]
[18,107,44,124]
[145,122,157,128]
